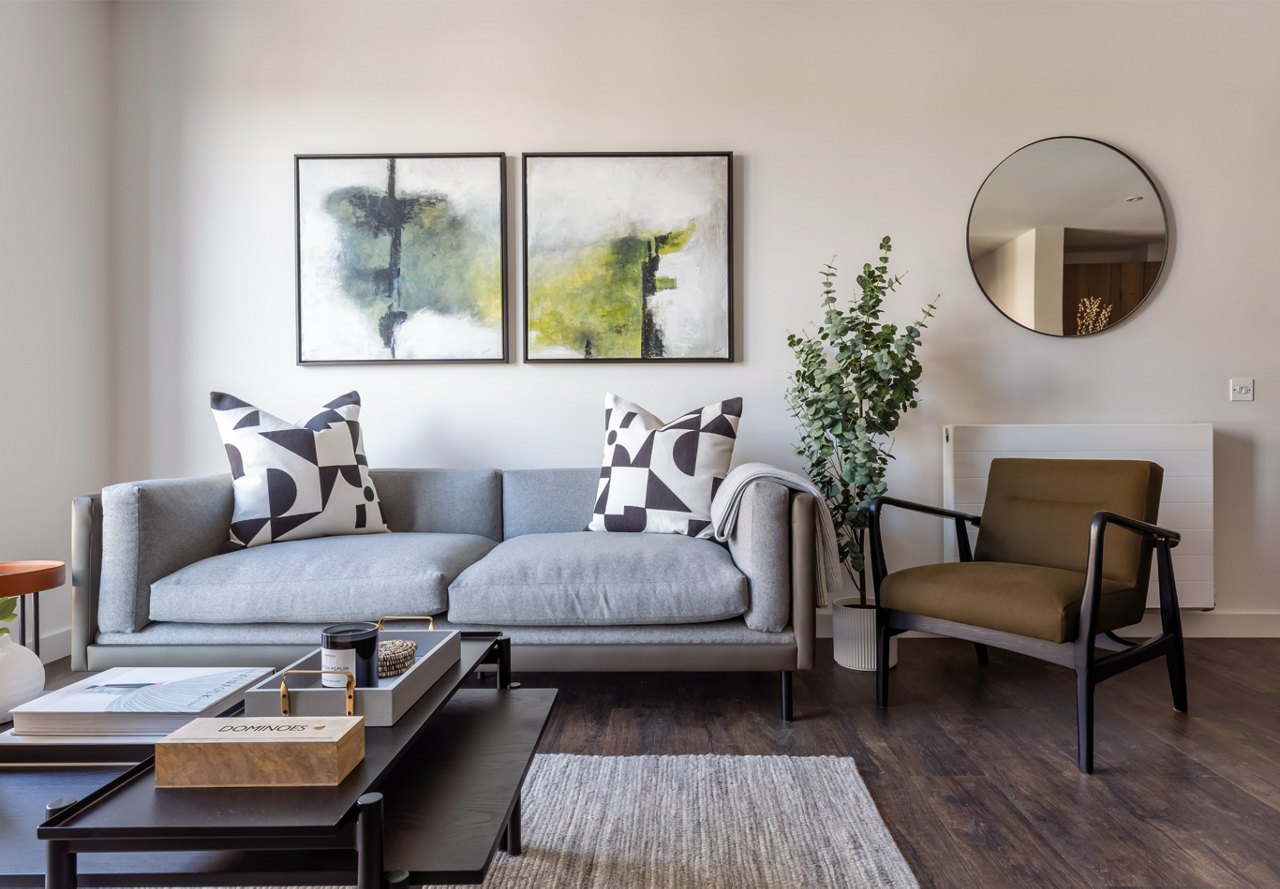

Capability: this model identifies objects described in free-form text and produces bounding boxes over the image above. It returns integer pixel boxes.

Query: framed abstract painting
[296,153,507,364]
[523,152,733,362]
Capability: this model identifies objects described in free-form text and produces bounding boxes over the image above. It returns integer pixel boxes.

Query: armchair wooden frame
[869,495,1189,773]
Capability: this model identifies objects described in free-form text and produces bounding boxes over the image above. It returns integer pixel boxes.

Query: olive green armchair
[869,458,1188,773]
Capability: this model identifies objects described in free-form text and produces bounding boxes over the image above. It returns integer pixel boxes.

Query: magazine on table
[10,666,272,736]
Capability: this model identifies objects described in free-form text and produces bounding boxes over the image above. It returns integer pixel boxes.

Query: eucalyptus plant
[786,236,937,604]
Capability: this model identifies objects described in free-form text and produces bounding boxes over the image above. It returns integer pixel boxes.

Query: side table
[0,560,65,658]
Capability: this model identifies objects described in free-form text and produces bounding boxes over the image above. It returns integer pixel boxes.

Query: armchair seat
[880,562,1142,643]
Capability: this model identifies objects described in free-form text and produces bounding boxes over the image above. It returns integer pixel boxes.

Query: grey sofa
[71,468,816,716]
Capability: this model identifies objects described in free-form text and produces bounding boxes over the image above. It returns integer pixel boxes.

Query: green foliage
[0,596,16,636]
[786,236,938,603]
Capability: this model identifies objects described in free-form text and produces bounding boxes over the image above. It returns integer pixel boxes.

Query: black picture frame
[293,154,506,365]
[522,151,732,363]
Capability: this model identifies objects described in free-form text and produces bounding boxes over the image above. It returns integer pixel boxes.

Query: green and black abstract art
[523,153,732,362]
[296,154,506,363]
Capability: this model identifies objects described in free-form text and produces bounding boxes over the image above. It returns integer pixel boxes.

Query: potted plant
[786,236,937,671]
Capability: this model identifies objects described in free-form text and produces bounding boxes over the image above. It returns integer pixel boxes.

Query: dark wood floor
[520,638,1280,889]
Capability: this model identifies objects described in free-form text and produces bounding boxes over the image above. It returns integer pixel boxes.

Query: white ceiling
[969,138,1167,257]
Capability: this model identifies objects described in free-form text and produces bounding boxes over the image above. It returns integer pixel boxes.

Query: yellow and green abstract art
[523,153,732,361]
[296,154,506,363]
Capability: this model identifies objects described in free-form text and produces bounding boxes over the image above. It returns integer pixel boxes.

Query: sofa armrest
[71,495,102,671]
[98,475,234,634]
[726,480,793,634]
[789,492,817,670]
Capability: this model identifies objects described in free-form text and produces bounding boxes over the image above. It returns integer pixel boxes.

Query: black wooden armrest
[869,497,982,591]
[1091,511,1182,546]
[1080,510,1182,642]
[871,496,981,526]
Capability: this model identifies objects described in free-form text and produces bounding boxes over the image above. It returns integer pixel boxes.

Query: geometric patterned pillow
[587,393,742,539]
[210,391,389,549]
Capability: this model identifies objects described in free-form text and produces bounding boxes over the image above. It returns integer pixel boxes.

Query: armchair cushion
[975,458,1162,588]
[879,561,1145,643]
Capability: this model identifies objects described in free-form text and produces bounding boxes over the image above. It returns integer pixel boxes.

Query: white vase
[0,633,46,722]
[832,597,898,672]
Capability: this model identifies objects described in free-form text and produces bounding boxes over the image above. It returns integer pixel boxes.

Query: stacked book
[8,667,271,737]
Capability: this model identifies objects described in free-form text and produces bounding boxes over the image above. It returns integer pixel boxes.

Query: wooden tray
[243,630,460,727]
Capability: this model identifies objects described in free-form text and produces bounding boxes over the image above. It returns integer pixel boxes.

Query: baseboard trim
[1127,610,1280,638]
[816,608,1280,639]
[23,626,72,664]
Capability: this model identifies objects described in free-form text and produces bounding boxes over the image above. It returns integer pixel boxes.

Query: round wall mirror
[967,137,1167,336]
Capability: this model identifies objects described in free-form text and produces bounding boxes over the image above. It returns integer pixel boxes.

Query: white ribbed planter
[832,598,897,672]
[0,634,45,722]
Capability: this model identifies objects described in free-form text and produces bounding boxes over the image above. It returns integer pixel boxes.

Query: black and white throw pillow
[588,393,742,538]
[210,391,389,549]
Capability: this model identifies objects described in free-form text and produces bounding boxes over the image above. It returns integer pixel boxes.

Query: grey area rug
[445,753,919,888]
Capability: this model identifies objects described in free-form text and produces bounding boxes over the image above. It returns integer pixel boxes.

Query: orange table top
[0,561,66,597]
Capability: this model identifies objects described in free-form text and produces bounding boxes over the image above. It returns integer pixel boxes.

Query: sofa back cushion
[371,469,503,540]
[501,468,599,539]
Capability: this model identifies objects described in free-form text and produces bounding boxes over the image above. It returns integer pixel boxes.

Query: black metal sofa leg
[974,643,989,665]
[780,671,793,722]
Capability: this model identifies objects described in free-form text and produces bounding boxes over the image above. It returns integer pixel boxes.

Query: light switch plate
[1230,378,1255,401]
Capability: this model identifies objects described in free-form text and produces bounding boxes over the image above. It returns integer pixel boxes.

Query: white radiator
[942,424,1214,609]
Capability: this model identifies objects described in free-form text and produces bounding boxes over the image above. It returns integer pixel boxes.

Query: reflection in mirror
[968,137,1167,336]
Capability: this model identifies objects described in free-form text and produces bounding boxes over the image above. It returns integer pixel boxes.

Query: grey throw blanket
[709,462,845,607]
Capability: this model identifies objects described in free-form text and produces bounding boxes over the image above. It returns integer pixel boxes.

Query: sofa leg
[780,671,793,722]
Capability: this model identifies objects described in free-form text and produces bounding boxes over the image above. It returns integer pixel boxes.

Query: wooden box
[243,630,461,727]
[155,716,364,788]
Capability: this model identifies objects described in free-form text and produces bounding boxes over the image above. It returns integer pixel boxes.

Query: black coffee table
[0,633,556,888]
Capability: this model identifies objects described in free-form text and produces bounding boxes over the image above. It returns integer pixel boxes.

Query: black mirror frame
[966,136,1170,338]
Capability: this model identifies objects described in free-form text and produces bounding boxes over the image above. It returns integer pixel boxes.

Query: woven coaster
[378,638,417,678]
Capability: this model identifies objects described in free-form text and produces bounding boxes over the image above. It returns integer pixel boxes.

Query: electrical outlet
[1230,378,1255,401]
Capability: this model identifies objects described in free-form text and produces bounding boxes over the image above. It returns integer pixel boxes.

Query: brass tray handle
[279,669,355,717]
[378,615,435,631]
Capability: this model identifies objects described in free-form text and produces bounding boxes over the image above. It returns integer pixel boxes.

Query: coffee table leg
[356,792,385,889]
[44,840,75,889]
[507,795,522,855]
[497,635,512,689]
[45,798,78,889]
[499,795,522,856]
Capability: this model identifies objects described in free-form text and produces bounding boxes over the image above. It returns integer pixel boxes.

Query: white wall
[109,0,1280,634]
[0,1,113,660]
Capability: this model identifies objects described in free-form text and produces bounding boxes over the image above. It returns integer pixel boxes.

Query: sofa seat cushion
[149,532,497,624]
[447,531,749,626]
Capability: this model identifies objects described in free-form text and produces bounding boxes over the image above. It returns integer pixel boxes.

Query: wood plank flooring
[40,638,1279,886]
[520,638,1280,888]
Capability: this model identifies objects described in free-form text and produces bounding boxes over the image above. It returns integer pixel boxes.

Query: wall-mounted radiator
[942,424,1214,610]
